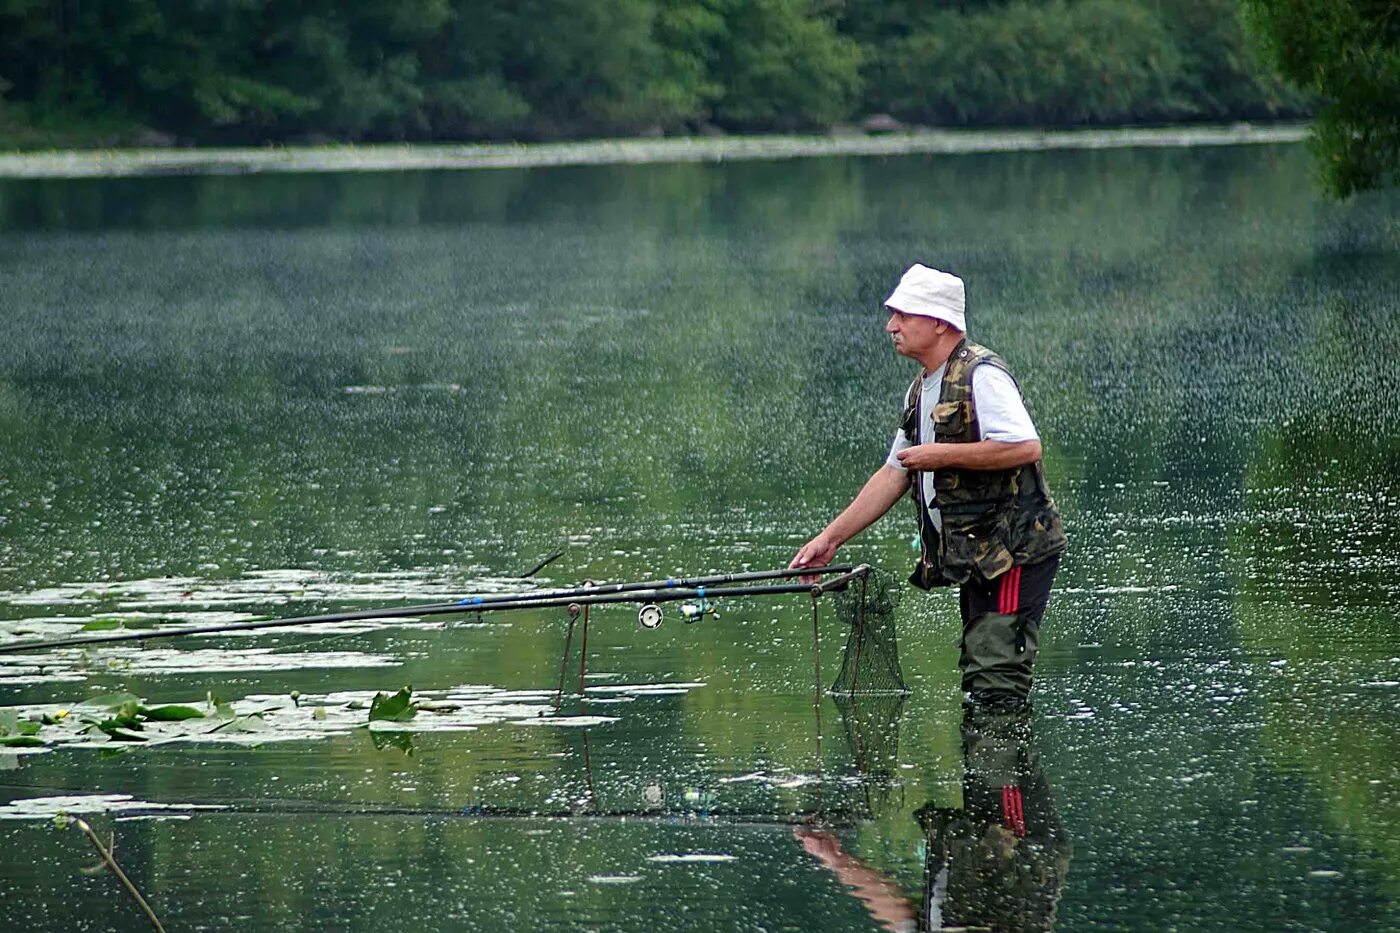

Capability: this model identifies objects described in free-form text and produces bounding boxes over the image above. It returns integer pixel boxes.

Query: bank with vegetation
[0,0,1306,151]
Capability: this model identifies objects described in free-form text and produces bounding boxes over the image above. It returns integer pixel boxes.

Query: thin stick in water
[518,549,566,579]
[72,817,166,933]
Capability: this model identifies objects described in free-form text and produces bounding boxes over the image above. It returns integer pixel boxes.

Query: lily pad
[80,618,126,632]
[140,704,205,722]
[0,681,594,757]
[0,710,41,737]
[97,723,147,742]
[210,713,270,734]
[369,686,417,723]
[0,735,46,747]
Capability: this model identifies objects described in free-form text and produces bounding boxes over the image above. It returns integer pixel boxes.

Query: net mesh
[829,568,908,695]
[832,691,907,821]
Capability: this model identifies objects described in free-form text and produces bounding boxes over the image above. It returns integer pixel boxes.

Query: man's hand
[895,443,945,471]
[788,465,910,581]
[790,532,840,580]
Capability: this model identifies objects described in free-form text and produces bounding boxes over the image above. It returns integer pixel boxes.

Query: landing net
[828,568,908,695]
[833,691,908,821]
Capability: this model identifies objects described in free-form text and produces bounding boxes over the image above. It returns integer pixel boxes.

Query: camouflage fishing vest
[901,340,1067,588]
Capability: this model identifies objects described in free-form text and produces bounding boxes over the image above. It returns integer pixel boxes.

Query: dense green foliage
[0,0,1306,146]
[1241,0,1399,197]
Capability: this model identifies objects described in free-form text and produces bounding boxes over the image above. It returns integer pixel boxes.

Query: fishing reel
[637,603,664,630]
[678,599,718,624]
[638,598,719,630]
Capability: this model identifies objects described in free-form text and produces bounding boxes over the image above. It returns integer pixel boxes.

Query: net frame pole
[811,595,823,761]
[554,604,580,710]
[576,588,593,699]
[811,565,870,595]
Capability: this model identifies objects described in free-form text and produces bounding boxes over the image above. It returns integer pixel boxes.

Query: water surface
[0,144,1396,930]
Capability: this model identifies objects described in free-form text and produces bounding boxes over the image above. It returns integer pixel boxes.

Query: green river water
[0,143,1396,930]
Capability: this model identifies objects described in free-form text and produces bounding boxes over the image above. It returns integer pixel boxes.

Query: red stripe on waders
[1001,786,1027,837]
[999,566,1022,615]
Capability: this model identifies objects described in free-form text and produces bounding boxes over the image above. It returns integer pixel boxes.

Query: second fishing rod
[0,564,860,654]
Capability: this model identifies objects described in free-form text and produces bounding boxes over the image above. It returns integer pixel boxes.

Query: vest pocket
[932,401,970,438]
[941,505,1015,583]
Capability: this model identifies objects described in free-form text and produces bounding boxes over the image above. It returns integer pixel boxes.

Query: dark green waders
[957,555,1060,706]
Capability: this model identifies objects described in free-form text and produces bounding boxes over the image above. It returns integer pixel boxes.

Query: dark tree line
[0,0,1309,146]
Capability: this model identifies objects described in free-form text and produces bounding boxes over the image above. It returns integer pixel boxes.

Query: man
[791,264,1066,708]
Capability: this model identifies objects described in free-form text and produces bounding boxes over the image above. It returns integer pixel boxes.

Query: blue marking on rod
[666,578,677,587]
[697,586,705,598]
[458,597,485,606]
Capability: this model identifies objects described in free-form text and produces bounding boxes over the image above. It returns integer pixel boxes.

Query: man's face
[885,308,944,360]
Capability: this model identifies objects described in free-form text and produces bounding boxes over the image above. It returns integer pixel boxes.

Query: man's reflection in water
[918,705,1072,931]
[798,704,1072,932]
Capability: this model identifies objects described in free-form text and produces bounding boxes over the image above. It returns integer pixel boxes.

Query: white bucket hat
[884,264,966,331]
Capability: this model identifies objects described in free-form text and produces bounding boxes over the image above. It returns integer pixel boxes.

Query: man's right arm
[789,465,910,569]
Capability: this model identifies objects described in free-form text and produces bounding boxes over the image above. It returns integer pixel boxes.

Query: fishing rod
[455,564,856,609]
[0,564,861,655]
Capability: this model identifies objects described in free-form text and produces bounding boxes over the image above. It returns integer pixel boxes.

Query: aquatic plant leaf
[140,705,205,722]
[210,713,269,734]
[97,723,147,742]
[0,735,45,747]
[0,711,42,737]
[80,618,125,632]
[369,687,417,722]
[1,682,569,757]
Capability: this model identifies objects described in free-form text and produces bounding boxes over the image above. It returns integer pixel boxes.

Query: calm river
[0,142,1396,930]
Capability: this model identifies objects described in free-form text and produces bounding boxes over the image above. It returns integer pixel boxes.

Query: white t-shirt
[885,363,1039,530]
